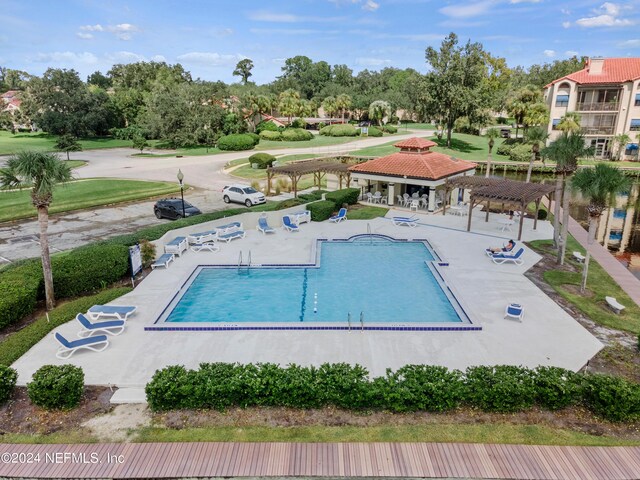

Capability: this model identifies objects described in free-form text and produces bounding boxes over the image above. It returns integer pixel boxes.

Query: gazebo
[348,138,477,211]
[445,176,556,240]
[266,160,352,197]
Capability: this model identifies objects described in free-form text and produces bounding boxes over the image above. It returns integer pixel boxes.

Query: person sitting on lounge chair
[489,239,515,254]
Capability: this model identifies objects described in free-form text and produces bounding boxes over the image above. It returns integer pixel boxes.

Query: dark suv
[153,198,201,220]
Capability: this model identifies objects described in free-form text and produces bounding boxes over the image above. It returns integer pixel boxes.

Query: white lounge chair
[504,303,524,321]
[151,253,174,269]
[491,247,525,265]
[188,230,217,244]
[55,332,109,359]
[392,216,418,227]
[290,210,311,225]
[164,236,188,256]
[282,215,299,232]
[76,313,125,338]
[329,208,347,223]
[572,251,586,263]
[216,229,245,242]
[87,305,137,321]
[605,296,625,314]
[257,215,275,234]
[191,242,220,252]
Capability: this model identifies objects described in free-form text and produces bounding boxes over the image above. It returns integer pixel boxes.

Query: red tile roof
[1,90,19,99]
[547,58,640,87]
[394,137,437,150]
[349,151,476,181]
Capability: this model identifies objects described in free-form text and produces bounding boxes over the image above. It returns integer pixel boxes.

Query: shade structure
[266,159,353,197]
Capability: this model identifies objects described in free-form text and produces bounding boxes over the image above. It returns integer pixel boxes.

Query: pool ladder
[237,250,251,274]
[347,312,365,332]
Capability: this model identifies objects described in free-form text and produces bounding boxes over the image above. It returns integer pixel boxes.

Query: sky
[1,0,639,84]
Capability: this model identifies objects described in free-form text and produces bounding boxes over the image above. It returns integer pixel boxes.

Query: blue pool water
[164,239,463,324]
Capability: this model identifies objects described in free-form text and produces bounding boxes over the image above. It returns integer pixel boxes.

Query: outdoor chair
[605,296,625,314]
[216,229,246,242]
[282,215,299,231]
[329,208,347,223]
[87,305,137,321]
[191,243,220,252]
[257,215,276,234]
[151,253,174,269]
[164,236,188,256]
[290,210,311,224]
[76,313,125,338]
[409,200,420,212]
[485,240,517,257]
[490,247,525,265]
[572,251,586,263]
[504,303,524,321]
[392,216,418,227]
[55,332,109,359]
[188,230,217,244]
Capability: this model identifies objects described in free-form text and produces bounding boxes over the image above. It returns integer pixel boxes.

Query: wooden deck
[0,442,639,479]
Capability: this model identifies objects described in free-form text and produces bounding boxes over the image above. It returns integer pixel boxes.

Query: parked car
[222,184,266,207]
[500,128,511,138]
[153,198,201,220]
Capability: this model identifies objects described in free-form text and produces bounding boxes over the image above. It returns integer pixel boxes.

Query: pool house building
[348,137,477,211]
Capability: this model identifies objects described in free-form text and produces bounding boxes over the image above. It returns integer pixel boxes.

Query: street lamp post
[177,169,185,218]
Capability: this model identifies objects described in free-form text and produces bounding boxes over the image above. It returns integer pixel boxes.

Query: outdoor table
[498,218,515,232]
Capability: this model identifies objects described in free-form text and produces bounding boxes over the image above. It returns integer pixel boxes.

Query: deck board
[1,442,640,479]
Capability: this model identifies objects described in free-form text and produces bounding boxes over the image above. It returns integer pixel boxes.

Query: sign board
[361,127,369,136]
[129,244,142,277]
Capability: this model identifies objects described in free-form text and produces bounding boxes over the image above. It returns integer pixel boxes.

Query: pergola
[444,176,556,240]
[266,160,352,197]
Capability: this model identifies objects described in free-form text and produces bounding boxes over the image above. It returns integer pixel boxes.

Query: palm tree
[541,132,593,264]
[556,112,581,133]
[278,89,301,125]
[368,100,392,126]
[571,164,630,292]
[335,93,352,123]
[0,151,73,310]
[523,102,549,134]
[612,133,631,161]
[524,127,549,182]
[322,96,337,123]
[484,127,500,178]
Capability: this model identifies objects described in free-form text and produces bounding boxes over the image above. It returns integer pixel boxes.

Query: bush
[325,188,360,208]
[318,122,326,130]
[298,190,327,202]
[319,125,359,137]
[246,132,260,145]
[315,363,371,409]
[382,125,398,134]
[533,366,582,410]
[0,365,17,404]
[537,209,548,221]
[259,130,282,141]
[217,134,256,151]
[291,118,306,129]
[464,365,536,413]
[0,261,41,329]
[256,121,279,134]
[139,239,156,268]
[307,200,336,221]
[27,365,84,410]
[275,198,304,210]
[583,374,640,422]
[281,128,313,141]
[509,143,532,163]
[496,137,523,156]
[110,125,147,140]
[366,126,383,137]
[249,153,276,169]
[146,365,198,411]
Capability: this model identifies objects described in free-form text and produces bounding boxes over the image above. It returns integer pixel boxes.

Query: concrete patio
[12,206,603,402]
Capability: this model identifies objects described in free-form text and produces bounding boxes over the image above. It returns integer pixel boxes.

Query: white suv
[222,184,266,207]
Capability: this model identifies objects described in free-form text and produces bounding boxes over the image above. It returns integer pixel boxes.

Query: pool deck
[12,208,603,396]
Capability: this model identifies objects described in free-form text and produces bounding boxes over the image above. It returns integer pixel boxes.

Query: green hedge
[366,126,383,137]
[382,125,398,134]
[256,121,280,134]
[281,128,313,141]
[27,365,84,410]
[0,261,41,329]
[307,200,335,221]
[325,188,360,208]
[298,190,327,202]
[259,130,282,141]
[275,198,305,210]
[249,153,276,169]
[146,362,640,422]
[0,365,17,404]
[319,125,359,137]
[217,134,257,151]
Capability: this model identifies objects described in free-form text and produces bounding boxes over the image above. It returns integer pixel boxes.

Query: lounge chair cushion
[88,305,136,320]
[56,332,108,348]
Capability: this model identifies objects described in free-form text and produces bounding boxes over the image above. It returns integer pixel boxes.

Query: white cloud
[561,8,571,15]
[30,51,99,64]
[328,0,379,10]
[249,11,344,23]
[562,21,571,28]
[543,49,556,57]
[250,28,337,35]
[565,50,579,56]
[106,51,147,63]
[355,57,391,66]
[439,0,496,18]
[574,2,634,28]
[618,39,640,47]
[509,0,542,3]
[176,52,244,65]
[76,32,93,39]
[77,23,140,41]
[80,24,104,31]
[151,55,167,62]
[363,0,380,11]
[602,2,621,16]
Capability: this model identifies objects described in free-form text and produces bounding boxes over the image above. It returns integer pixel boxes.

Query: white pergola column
[388,183,395,206]
[428,187,436,212]
[450,187,460,205]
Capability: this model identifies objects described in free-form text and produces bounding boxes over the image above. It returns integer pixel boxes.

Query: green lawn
[231,154,317,179]
[529,237,640,335]
[0,179,181,222]
[347,205,389,220]
[255,135,358,150]
[400,122,436,130]
[65,160,87,169]
[0,131,142,155]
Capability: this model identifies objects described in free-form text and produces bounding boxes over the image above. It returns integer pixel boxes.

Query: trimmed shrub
[325,188,360,208]
[217,134,256,151]
[146,365,199,411]
[0,365,17,404]
[139,239,156,268]
[382,125,398,134]
[259,130,282,141]
[366,126,383,137]
[246,132,260,145]
[583,374,640,422]
[275,198,304,210]
[315,363,371,409]
[509,143,532,163]
[0,261,41,329]
[256,121,279,134]
[464,365,536,413]
[307,200,336,221]
[537,209,548,220]
[291,118,306,129]
[249,153,276,169]
[298,190,327,202]
[281,128,313,141]
[533,366,582,410]
[496,137,523,156]
[27,365,84,410]
[319,125,359,137]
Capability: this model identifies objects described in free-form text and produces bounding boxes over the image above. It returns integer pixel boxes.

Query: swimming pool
[152,237,476,331]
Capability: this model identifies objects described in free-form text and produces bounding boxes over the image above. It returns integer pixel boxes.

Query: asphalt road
[0,131,426,263]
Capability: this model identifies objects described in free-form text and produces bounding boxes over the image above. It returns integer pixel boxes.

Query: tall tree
[612,133,631,161]
[278,89,301,124]
[556,112,581,133]
[485,127,500,178]
[524,127,549,182]
[571,164,630,292]
[541,132,593,264]
[322,96,338,121]
[0,151,73,310]
[369,100,392,126]
[233,59,254,85]
[335,93,352,123]
[54,134,82,160]
[506,85,543,138]
[423,33,489,147]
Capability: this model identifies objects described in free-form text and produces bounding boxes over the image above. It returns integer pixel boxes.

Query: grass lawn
[255,135,358,150]
[229,154,316,175]
[0,179,181,222]
[400,122,436,130]
[529,237,640,335]
[129,424,640,446]
[0,131,142,155]
[347,205,389,220]
[65,160,87,169]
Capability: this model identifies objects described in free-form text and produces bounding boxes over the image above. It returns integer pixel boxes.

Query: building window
[630,119,640,131]
[552,118,561,130]
[625,143,638,156]
[555,94,569,107]
[636,94,640,107]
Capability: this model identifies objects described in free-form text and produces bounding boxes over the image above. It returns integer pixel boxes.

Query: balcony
[581,126,615,135]
[576,102,619,112]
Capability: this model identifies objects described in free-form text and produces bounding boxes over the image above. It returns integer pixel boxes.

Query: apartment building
[544,57,640,159]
